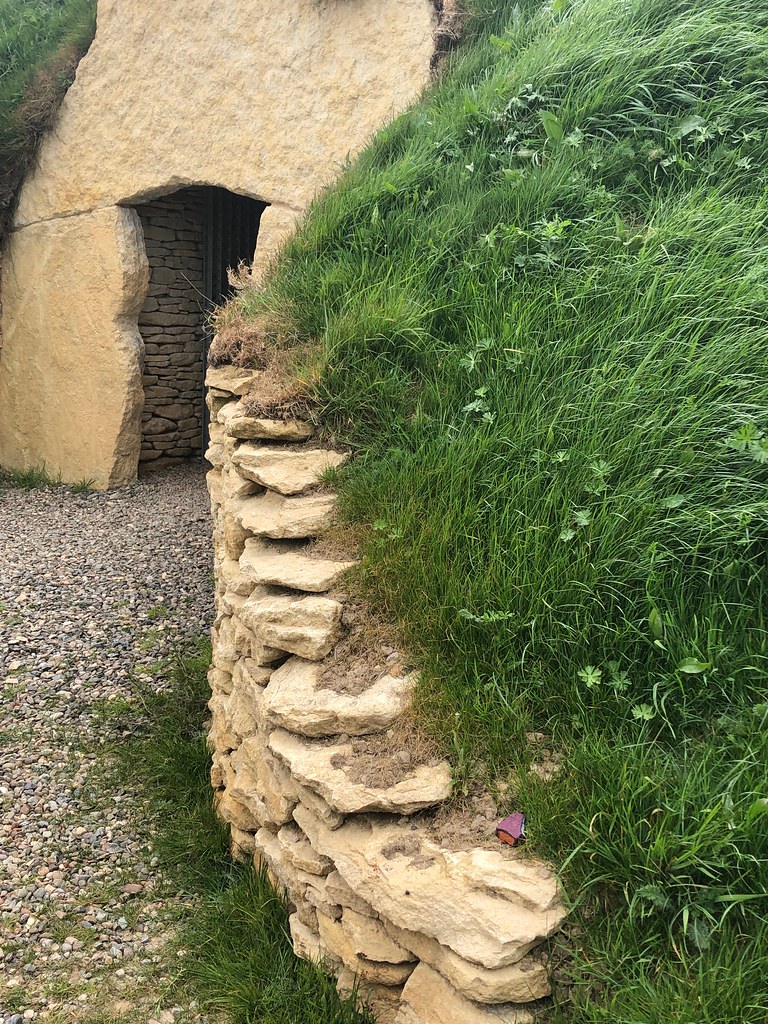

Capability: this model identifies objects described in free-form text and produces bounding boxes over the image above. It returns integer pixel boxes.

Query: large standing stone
[231,445,348,496]
[270,730,452,815]
[293,807,566,970]
[239,538,355,593]
[238,594,343,661]
[261,657,414,737]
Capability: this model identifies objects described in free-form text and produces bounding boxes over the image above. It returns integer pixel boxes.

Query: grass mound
[0,0,95,238]
[225,0,768,1018]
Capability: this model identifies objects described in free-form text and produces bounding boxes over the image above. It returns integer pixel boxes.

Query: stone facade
[205,365,567,1024]
[0,0,442,488]
[136,192,206,467]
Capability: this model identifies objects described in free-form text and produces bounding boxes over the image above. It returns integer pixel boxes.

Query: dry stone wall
[136,192,206,467]
[205,364,567,1024]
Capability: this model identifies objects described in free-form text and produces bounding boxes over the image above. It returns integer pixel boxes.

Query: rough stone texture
[381,922,551,1004]
[137,191,207,465]
[278,822,333,876]
[0,207,147,488]
[239,538,355,593]
[294,807,566,970]
[14,0,437,225]
[229,415,315,442]
[339,909,417,965]
[317,914,416,986]
[231,445,348,495]
[206,367,262,396]
[270,730,453,815]
[290,913,325,963]
[232,490,337,539]
[1,0,436,485]
[238,593,343,660]
[261,657,414,737]
[395,964,535,1024]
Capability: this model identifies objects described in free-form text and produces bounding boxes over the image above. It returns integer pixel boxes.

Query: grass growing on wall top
[223,0,768,1018]
[0,0,95,236]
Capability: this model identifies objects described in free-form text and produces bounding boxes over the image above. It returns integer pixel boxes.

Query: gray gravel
[0,466,214,1022]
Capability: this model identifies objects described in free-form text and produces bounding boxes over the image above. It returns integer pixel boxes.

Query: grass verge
[220,0,768,1018]
[108,638,370,1024]
[0,0,96,238]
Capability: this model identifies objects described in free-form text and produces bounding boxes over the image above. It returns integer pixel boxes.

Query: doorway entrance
[135,187,266,470]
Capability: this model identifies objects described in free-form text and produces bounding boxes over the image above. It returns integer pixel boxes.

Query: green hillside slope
[220,0,768,1019]
[0,0,95,236]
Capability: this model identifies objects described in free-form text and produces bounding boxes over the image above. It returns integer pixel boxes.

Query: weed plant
[109,640,370,1024]
[228,0,768,1018]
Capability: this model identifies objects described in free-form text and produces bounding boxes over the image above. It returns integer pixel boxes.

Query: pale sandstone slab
[293,807,566,970]
[239,594,342,661]
[218,399,315,441]
[257,828,341,920]
[262,657,413,737]
[231,445,348,496]
[221,466,262,501]
[317,914,416,986]
[214,789,261,833]
[219,555,256,596]
[231,617,285,666]
[381,921,550,1004]
[396,964,534,1024]
[290,913,325,963]
[234,735,298,828]
[0,207,146,488]
[270,730,452,815]
[232,491,337,540]
[278,822,333,876]
[340,909,416,965]
[206,367,261,396]
[293,782,345,830]
[325,870,377,917]
[239,538,355,593]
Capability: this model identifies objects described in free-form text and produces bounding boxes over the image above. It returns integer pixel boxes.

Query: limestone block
[220,555,257,597]
[293,808,566,970]
[256,827,338,923]
[317,914,416,986]
[289,913,325,963]
[325,870,377,917]
[0,207,147,489]
[231,616,285,665]
[262,657,414,737]
[206,468,224,506]
[231,445,348,496]
[239,538,355,593]
[222,511,250,559]
[205,366,261,395]
[228,414,315,442]
[208,666,233,696]
[270,730,452,815]
[214,789,261,833]
[293,783,345,831]
[396,964,534,1024]
[221,466,261,501]
[231,825,257,862]
[238,593,343,661]
[230,737,297,829]
[278,822,333,876]
[340,909,416,965]
[381,922,551,1004]
[208,693,240,752]
[219,590,249,618]
[226,661,267,740]
[232,491,336,540]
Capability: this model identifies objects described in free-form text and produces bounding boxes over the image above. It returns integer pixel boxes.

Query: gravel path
[0,466,214,1024]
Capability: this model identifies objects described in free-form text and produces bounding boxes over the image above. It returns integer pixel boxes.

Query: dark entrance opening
[135,186,266,470]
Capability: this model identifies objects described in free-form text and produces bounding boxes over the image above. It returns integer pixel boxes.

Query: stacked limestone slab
[136,192,206,467]
[206,365,567,1024]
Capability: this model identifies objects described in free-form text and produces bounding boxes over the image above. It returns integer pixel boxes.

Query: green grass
[107,639,371,1024]
[223,0,768,1018]
[0,0,95,234]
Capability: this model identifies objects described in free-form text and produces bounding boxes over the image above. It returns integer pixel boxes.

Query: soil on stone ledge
[330,717,442,789]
